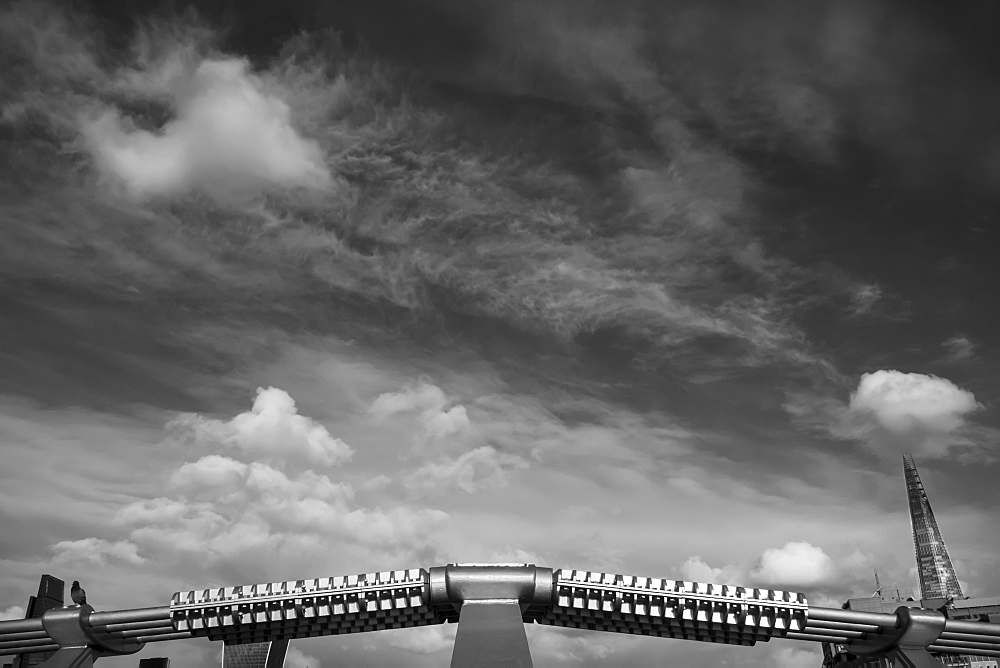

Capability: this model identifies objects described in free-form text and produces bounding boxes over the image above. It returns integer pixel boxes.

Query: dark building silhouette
[138,660,171,667]
[12,575,64,668]
[222,640,289,668]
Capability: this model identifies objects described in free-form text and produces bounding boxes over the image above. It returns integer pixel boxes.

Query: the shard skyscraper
[903,453,964,600]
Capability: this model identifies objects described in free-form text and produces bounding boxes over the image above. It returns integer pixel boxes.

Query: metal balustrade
[3,563,1000,667]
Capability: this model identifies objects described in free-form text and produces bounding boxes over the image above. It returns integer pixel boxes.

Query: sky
[1,0,999,665]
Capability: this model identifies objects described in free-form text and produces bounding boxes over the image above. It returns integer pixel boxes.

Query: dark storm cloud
[294,0,1000,188]
[5,0,998,431]
[80,0,1000,181]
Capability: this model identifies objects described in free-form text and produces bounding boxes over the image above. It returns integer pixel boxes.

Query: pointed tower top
[903,453,964,600]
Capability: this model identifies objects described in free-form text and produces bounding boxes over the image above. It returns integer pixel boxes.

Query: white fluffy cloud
[51,537,146,566]
[115,466,444,571]
[386,625,456,654]
[0,605,26,621]
[679,556,744,585]
[172,387,352,468]
[283,645,322,668]
[524,625,615,663]
[771,645,821,668]
[849,370,980,434]
[81,55,332,200]
[88,387,447,578]
[169,454,249,503]
[751,541,835,588]
[370,382,471,442]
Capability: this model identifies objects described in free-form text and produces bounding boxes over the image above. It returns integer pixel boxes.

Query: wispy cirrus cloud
[3,1,1000,666]
[942,335,976,362]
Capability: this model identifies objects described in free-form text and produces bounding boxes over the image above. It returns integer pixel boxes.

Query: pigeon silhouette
[70,581,87,605]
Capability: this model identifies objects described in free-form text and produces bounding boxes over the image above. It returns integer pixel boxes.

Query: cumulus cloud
[771,645,821,668]
[76,386,450,579]
[679,556,744,585]
[116,462,444,570]
[283,645,321,668]
[370,382,471,442]
[524,625,615,663]
[787,371,994,459]
[404,446,527,496]
[51,537,146,565]
[488,547,545,565]
[386,625,456,654]
[751,541,835,588]
[849,370,981,435]
[172,387,352,468]
[81,55,332,201]
[0,605,26,621]
[169,454,249,502]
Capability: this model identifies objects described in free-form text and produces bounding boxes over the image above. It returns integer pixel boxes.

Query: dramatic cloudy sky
[2,0,999,665]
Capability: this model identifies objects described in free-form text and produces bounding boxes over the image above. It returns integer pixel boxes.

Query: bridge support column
[451,601,532,668]
[429,564,554,668]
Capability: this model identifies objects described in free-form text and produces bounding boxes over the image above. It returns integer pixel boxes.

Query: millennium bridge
[3,563,999,667]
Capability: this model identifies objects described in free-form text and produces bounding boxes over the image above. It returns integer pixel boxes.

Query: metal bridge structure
[3,563,1000,667]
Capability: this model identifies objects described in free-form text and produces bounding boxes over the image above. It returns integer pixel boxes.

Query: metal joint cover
[429,564,554,613]
[42,605,143,656]
[850,605,945,657]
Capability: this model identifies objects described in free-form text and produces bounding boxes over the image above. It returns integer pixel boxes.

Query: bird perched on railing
[71,580,87,605]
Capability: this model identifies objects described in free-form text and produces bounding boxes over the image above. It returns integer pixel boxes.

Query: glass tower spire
[903,453,964,600]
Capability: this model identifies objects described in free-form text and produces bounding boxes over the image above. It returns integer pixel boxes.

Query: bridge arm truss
[4,563,1000,667]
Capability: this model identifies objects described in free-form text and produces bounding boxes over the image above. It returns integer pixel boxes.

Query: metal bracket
[849,606,946,667]
[38,605,143,668]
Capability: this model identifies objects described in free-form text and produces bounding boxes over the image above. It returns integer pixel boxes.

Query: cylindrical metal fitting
[0,637,62,651]
[40,605,144,657]
[88,607,171,627]
[0,643,60,656]
[848,605,946,657]
[428,564,554,608]
[135,631,193,643]
[0,618,45,635]
[944,619,1000,637]
[89,620,176,634]
[800,626,865,639]
[938,631,1000,645]
[803,618,880,634]
[0,630,50,642]
[784,631,851,643]
[928,644,1000,657]
[807,606,899,629]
